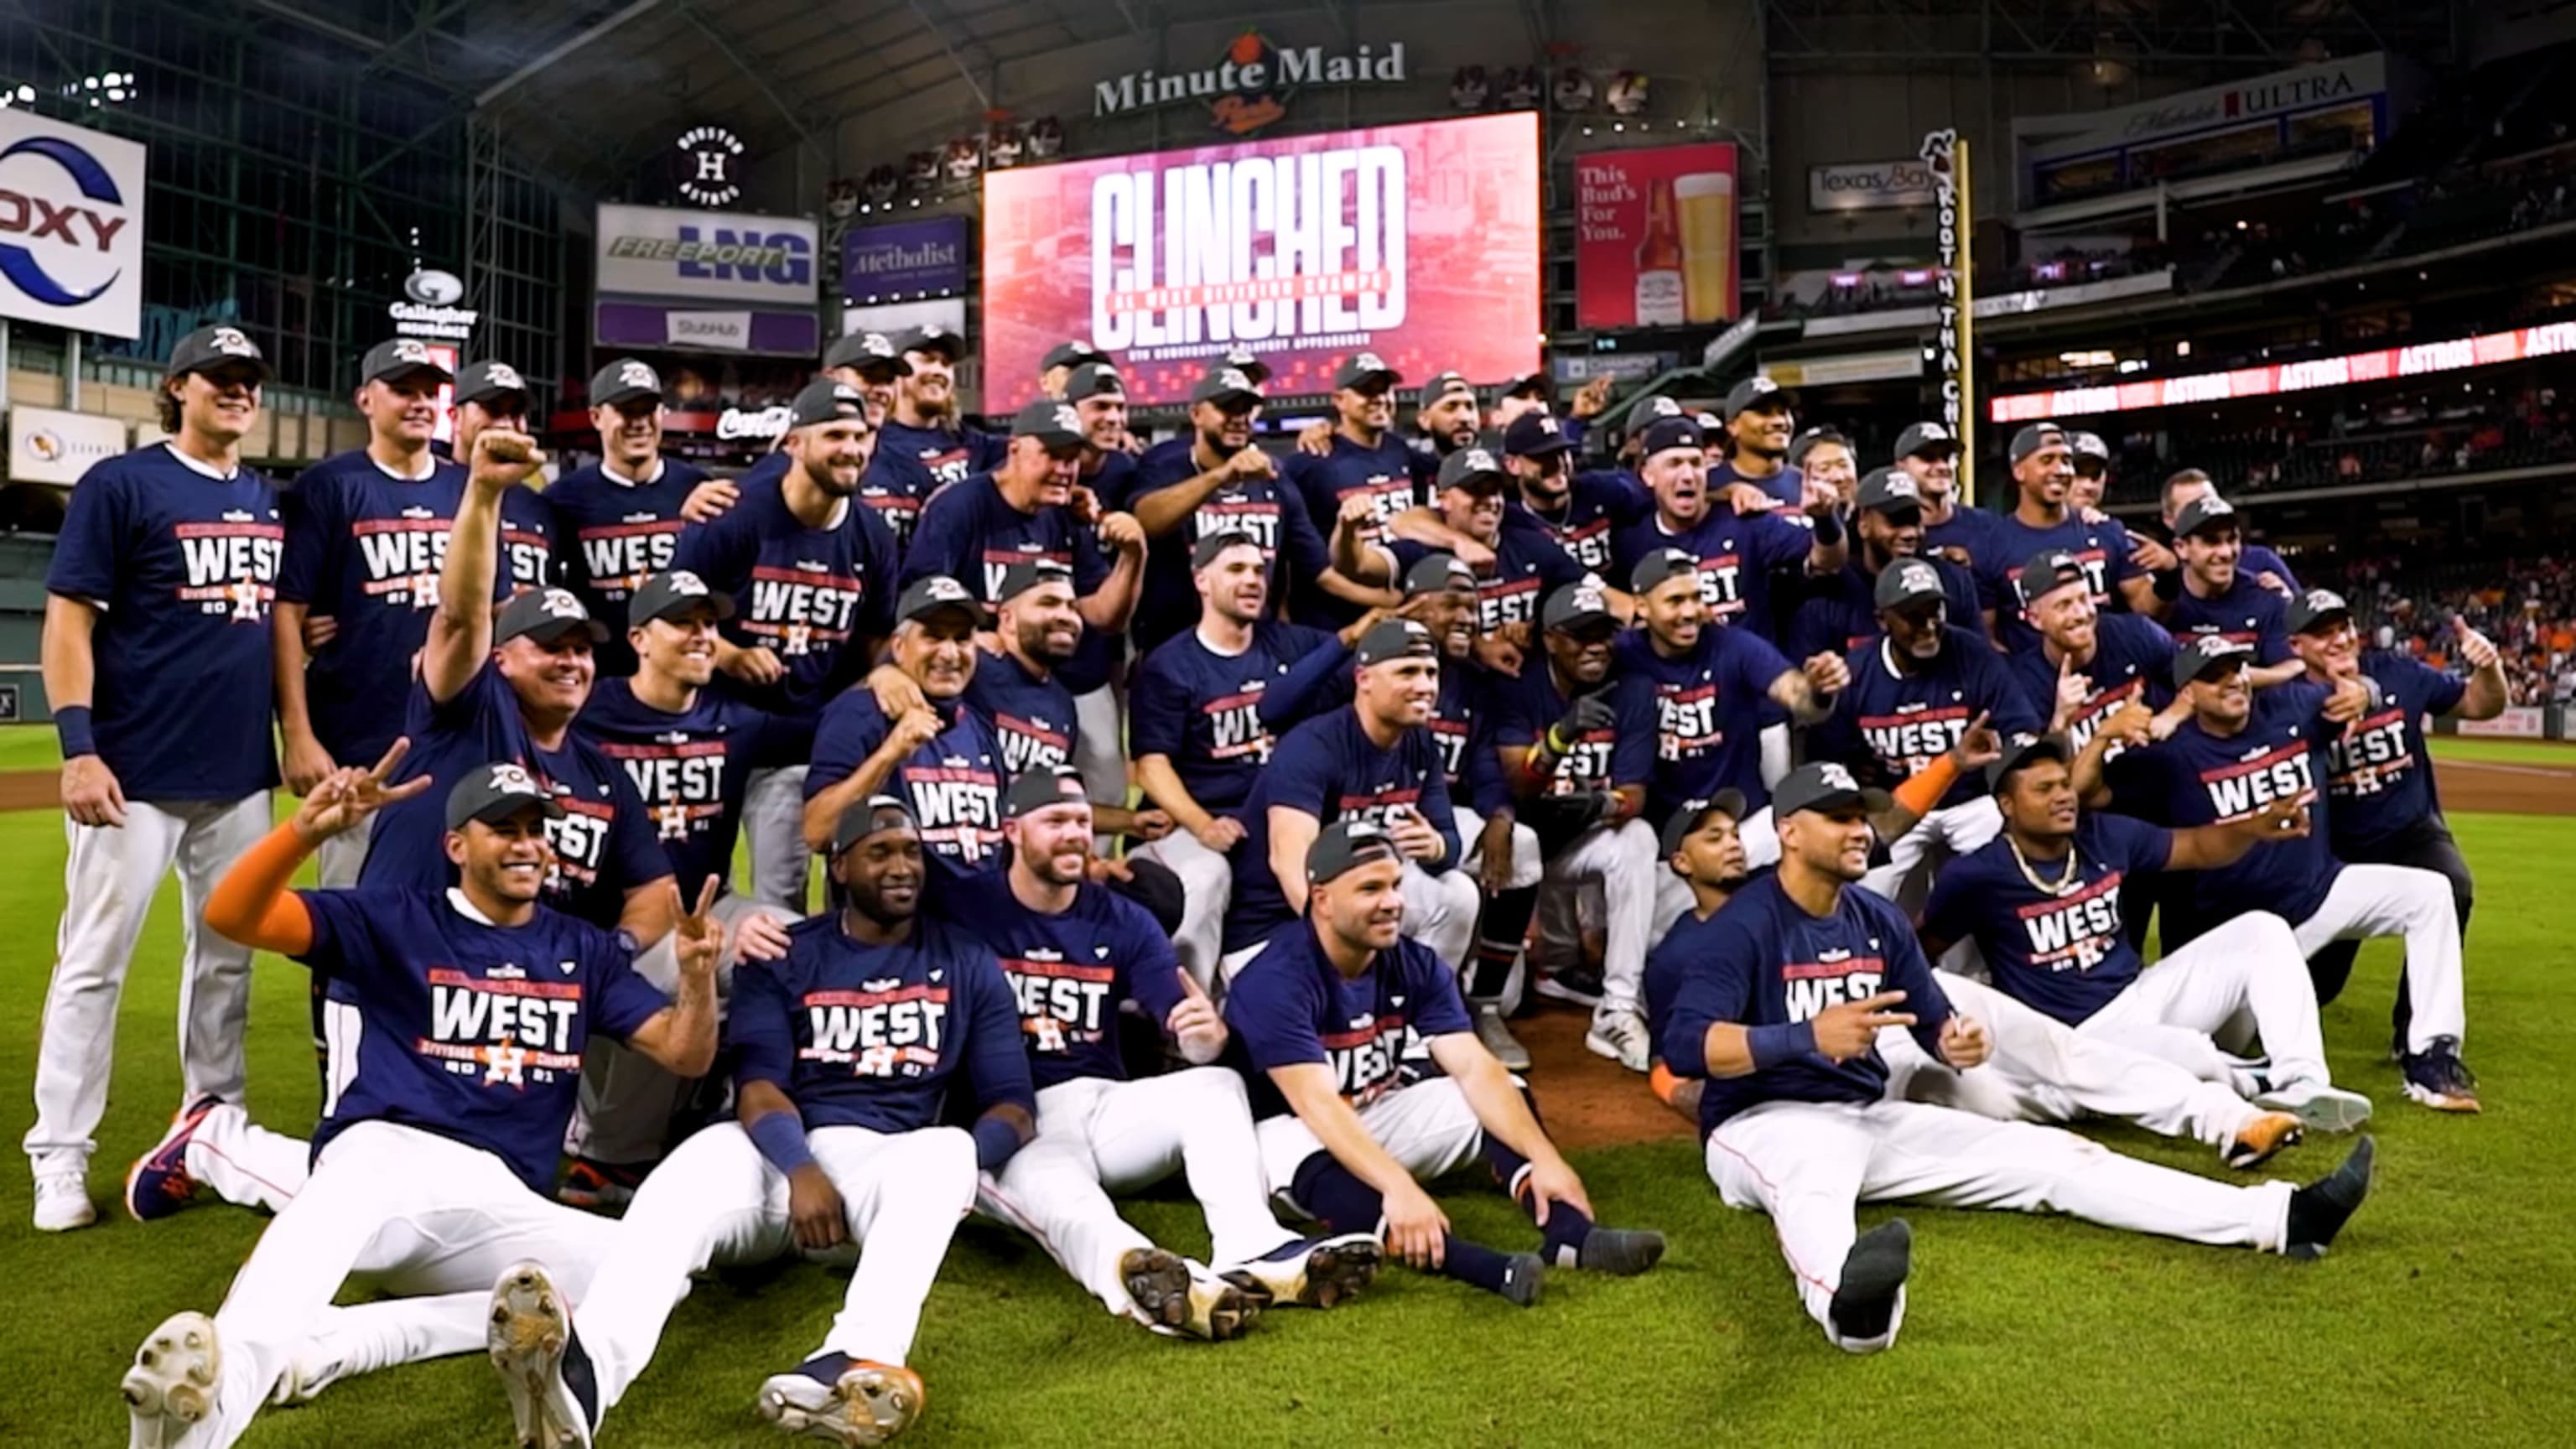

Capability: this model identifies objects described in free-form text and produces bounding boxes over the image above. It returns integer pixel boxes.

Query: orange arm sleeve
[204,822,318,956]
[1893,756,1961,819]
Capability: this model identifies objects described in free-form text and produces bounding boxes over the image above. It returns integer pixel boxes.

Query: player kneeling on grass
[1646,761,2376,1356]
[946,767,1381,1341]
[123,754,720,1449]
[483,797,1031,1449]
[1222,821,1667,1306]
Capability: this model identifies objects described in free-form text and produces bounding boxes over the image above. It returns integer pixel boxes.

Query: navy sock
[1289,1153,1519,1298]
[1468,888,1539,999]
[1483,1093,1595,1263]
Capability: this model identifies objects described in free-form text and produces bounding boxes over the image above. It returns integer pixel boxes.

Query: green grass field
[0,790,2570,1445]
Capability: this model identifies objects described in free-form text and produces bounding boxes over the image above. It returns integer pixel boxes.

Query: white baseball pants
[2290,864,2467,1053]
[1704,1098,2293,1353]
[1138,828,1234,990]
[1073,683,1127,813]
[2081,911,2331,1086]
[1453,806,1544,891]
[1860,797,2003,911]
[978,1070,1299,1322]
[1218,863,1479,984]
[578,1119,978,1423]
[26,793,270,1180]
[1258,1078,1488,1213]
[178,1102,314,1213]
[1537,819,1659,1014]
[742,765,813,911]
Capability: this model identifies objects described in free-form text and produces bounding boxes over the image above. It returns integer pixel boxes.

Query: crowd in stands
[2097,385,2576,503]
[2319,554,2576,707]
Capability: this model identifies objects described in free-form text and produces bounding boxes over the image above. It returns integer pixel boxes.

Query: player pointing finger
[1811,990,1917,1062]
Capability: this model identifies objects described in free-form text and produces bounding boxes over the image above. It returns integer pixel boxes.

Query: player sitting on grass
[1647,761,2377,1355]
[1223,820,1668,1306]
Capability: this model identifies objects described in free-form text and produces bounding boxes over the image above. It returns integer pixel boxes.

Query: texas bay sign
[1092,31,1408,134]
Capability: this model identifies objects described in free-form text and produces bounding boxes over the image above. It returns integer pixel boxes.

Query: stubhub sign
[595,203,818,308]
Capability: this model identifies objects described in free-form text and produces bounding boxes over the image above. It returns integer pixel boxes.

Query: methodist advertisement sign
[840,216,970,303]
[981,112,1540,405]
[0,110,146,338]
[593,203,820,358]
[1574,142,1738,330]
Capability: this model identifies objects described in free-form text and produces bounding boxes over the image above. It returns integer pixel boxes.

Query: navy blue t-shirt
[362,664,673,927]
[1223,709,1464,954]
[299,886,665,1192]
[2321,651,2465,853]
[673,474,900,717]
[1271,647,1504,813]
[2002,613,2175,754]
[1504,470,1650,574]
[806,693,1009,882]
[935,872,1187,1091]
[1487,662,1655,799]
[2164,574,2293,666]
[1223,925,1472,1118]
[2105,681,2338,924]
[45,444,283,800]
[1121,445,1331,652]
[1610,506,1813,641]
[1390,517,1589,636]
[1708,459,1805,511]
[963,646,1083,778]
[1921,813,2174,1026]
[869,418,1005,550]
[1786,556,1981,662]
[575,677,812,901]
[1976,512,2142,653]
[1613,625,1789,826]
[2239,543,2298,594]
[1920,502,1997,571]
[901,473,1110,604]
[1647,874,1953,1138]
[1130,622,1340,816]
[545,456,709,664]
[1285,433,1421,533]
[728,913,1032,1132]
[1812,627,2041,809]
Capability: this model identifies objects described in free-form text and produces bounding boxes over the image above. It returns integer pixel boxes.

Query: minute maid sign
[1093,30,1408,136]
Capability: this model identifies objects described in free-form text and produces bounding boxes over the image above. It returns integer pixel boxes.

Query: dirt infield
[2426,754,2576,814]
[0,768,49,813]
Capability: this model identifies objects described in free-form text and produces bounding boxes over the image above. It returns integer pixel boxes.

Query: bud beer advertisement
[981,113,1540,405]
[1573,143,1738,331]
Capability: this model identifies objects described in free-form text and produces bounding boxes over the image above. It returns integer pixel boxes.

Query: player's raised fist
[1803,651,1851,697]
[2454,616,2501,670]
[1811,990,1915,1062]
[467,427,543,492]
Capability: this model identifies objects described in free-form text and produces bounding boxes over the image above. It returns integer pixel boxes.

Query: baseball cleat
[1575,1226,1667,1275]
[1827,1220,1912,1348]
[33,1170,95,1233]
[1223,1233,1382,1309]
[2221,1112,2305,1171]
[123,1311,222,1449]
[1120,1248,1260,1340]
[2399,1038,2480,1113]
[2284,1135,2376,1260]
[1472,1001,1532,1071]
[1585,1006,1652,1072]
[1533,967,1604,1009]
[486,1261,595,1448]
[2252,1078,2374,1134]
[1498,1251,1546,1307]
[126,1095,223,1223]
[757,1354,924,1446]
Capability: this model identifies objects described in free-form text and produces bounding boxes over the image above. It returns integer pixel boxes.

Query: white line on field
[2438,759,2576,777]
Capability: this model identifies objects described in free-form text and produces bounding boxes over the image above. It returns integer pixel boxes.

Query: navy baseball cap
[1854,467,1924,517]
[1542,581,1616,632]
[590,357,662,408]
[445,761,566,831]
[1875,558,1948,612]
[1220,345,1270,385]
[900,324,966,361]
[1788,427,1851,468]
[2288,588,2351,636]
[2014,548,2089,609]
[1190,529,1262,570]
[1191,365,1265,410]
[1504,411,1576,458]
[1063,362,1125,402]
[629,569,735,627]
[787,379,868,430]
[1011,398,1086,452]
[454,360,529,408]
[1658,789,1750,860]
[1333,352,1402,392]
[1987,731,2071,792]
[1420,370,1476,403]
[1003,765,1090,820]
[1402,552,1477,598]
[1502,371,1553,400]
[1723,375,1794,419]
[831,795,921,854]
[495,587,609,647]
[1773,761,1891,819]
[361,337,451,388]
[1893,421,1957,460]
[896,574,992,627]
[2009,422,2068,464]
[2173,635,2253,689]
[2172,496,2239,540]
[994,556,1074,603]
[2068,429,2111,465]
[1355,618,1437,666]
[167,325,270,381]
[1629,547,1701,595]
[823,330,911,377]
[1436,445,1508,495]
[1042,340,1109,373]
[1639,416,1705,458]
[1307,819,1403,885]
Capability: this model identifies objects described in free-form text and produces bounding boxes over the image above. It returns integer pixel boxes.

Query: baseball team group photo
[2,1,2571,1445]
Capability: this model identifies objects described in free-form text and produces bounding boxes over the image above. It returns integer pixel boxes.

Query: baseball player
[1282,355,1437,554]
[1038,337,1110,399]
[1057,362,1144,813]
[673,380,900,910]
[1495,410,1649,574]
[1611,414,1845,641]
[962,558,1172,847]
[1784,468,1980,662]
[869,323,1005,547]
[1348,446,1611,638]
[948,769,1381,1339]
[29,325,283,1233]
[1225,821,1666,1305]
[1647,761,2377,1355]
[1787,428,1860,510]
[452,361,558,595]
[1651,791,2312,1171]
[823,330,911,431]
[2162,469,2298,595]
[2101,637,2479,1110]
[1218,619,1482,982]
[2289,589,2506,1042]
[1707,377,1812,511]
[1810,559,2039,906]
[2006,549,2180,752]
[1888,421,1991,569]
[1410,368,1485,460]
[1977,422,2165,652]
[2163,496,2302,684]
[671,332,906,541]
[2064,429,2111,513]
[119,756,719,1448]
[544,358,711,677]
[1922,731,2372,1127]
[483,796,1026,1449]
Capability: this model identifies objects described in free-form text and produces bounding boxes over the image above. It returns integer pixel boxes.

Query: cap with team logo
[1042,340,1109,374]
[1987,731,2073,792]
[1542,581,1616,633]
[899,323,967,361]
[1402,551,1478,599]
[589,357,663,408]
[1191,365,1265,410]
[2172,634,2254,689]
[1333,352,1402,392]
[1306,818,1404,886]
[1658,789,1751,860]
[2171,495,2239,540]
[1354,617,1438,666]
[2288,587,2351,636]
[454,360,528,409]
[1190,529,1262,570]
[1874,558,1949,613]
[832,794,921,854]
[2068,429,2111,465]
[1854,467,1924,517]
[444,761,568,831]
[823,330,912,377]
[896,574,994,627]
[2008,422,2069,464]
[1420,370,1476,403]
[1063,362,1125,402]
[1628,548,1702,596]
[1893,421,1957,461]
[1788,427,1850,469]
[995,556,1075,604]
[1220,345,1271,386]
[628,569,735,627]
[1502,371,1552,401]
[2014,548,2089,609]
[167,325,272,381]
[1774,761,1893,818]
[494,587,610,647]
[361,337,453,388]
[1010,398,1086,452]
[1504,411,1575,459]
[1722,375,1794,419]
[1639,415,1705,458]
[1436,446,1508,496]
[1003,765,1091,821]
[787,379,868,430]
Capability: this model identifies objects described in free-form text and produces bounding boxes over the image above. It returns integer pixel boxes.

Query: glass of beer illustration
[1675,171,1735,324]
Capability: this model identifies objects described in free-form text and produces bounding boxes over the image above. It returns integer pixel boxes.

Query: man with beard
[1979,422,2167,653]
[682,334,917,541]
[2288,589,2506,1049]
[546,358,711,676]
[869,324,1005,548]
[674,381,901,911]
[1647,762,2376,1357]
[1789,428,1860,510]
[1289,356,1483,620]
[1411,370,1484,460]
[2163,496,2300,686]
[1496,411,1649,575]
[962,558,1170,843]
[1120,364,1341,653]
[1611,415,1843,643]
[2006,549,2179,754]
[2066,429,2112,513]
[2162,469,2296,596]
[1348,446,1608,641]
[2101,638,2477,1111]
[1708,377,1816,511]
[1786,468,1980,662]
[947,769,1382,1341]
[1890,421,1991,570]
